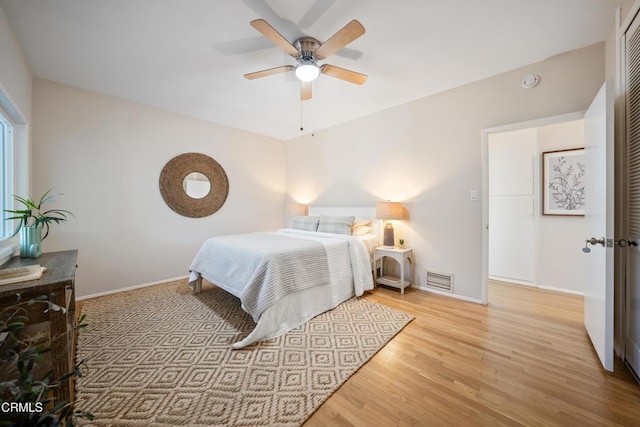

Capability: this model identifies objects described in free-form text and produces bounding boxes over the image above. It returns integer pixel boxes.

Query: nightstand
[373,247,413,294]
[0,251,78,404]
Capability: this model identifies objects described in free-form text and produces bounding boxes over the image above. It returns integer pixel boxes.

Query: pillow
[353,218,372,228]
[352,225,372,236]
[317,215,355,235]
[291,215,320,232]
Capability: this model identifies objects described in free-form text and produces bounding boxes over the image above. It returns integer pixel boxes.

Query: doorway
[481,112,585,303]
[488,127,537,287]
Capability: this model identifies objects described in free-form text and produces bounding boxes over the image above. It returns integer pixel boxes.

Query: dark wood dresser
[0,250,78,404]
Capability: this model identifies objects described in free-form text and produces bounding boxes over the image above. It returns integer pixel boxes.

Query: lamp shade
[376,201,403,220]
[290,203,309,216]
[295,61,320,82]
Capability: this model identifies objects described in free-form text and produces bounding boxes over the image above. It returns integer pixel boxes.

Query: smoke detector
[522,74,540,89]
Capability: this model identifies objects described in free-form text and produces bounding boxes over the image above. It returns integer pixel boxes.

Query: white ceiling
[0,0,620,140]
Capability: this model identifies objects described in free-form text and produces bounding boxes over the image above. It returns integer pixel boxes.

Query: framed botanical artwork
[542,148,585,216]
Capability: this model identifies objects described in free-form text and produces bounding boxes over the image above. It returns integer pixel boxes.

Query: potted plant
[4,190,73,259]
[0,294,93,426]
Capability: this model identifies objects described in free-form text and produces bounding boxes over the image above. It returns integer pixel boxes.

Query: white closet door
[488,128,537,284]
[625,12,640,379]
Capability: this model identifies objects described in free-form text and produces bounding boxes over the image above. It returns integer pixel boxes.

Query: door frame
[480,111,585,304]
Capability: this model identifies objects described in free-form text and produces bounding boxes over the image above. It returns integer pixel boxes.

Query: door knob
[586,237,606,246]
[583,237,610,253]
[616,239,638,247]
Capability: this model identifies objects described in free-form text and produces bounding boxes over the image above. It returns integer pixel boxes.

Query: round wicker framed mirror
[159,153,229,218]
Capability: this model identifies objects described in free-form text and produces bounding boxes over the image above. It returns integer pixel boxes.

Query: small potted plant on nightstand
[4,190,74,259]
[399,239,405,248]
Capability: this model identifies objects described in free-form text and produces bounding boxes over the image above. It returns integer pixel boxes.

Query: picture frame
[542,148,585,216]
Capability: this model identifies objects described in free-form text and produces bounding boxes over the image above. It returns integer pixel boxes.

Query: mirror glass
[183,172,211,199]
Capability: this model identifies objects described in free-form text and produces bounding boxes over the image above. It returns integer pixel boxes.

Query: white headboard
[309,206,380,239]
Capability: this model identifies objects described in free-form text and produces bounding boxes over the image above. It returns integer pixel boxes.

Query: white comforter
[189,231,330,322]
[188,228,374,348]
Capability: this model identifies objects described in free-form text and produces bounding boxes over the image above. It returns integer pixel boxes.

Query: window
[0,110,13,240]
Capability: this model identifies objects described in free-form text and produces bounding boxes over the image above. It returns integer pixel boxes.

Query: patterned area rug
[75,279,413,426]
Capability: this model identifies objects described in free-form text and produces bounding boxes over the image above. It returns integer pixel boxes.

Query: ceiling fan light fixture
[295,61,320,82]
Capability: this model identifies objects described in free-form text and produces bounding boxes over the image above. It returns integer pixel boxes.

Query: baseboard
[489,276,536,287]
[77,275,189,301]
[489,276,584,296]
[538,284,584,296]
[412,285,484,304]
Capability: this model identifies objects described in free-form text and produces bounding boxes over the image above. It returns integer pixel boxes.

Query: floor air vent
[426,270,454,292]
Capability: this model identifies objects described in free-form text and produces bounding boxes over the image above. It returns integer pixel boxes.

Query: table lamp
[290,203,309,216]
[376,201,403,247]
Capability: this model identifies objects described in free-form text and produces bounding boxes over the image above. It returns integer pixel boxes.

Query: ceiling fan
[243,18,367,101]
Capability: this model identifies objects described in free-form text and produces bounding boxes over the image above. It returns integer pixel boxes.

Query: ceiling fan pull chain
[300,99,304,131]
[311,97,315,137]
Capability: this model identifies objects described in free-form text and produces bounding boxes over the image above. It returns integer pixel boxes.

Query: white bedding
[188,228,375,348]
[189,231,330,321]
[359,233,379,258]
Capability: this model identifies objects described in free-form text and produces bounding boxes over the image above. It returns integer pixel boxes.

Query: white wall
[537,120,585,294]
[0,7,31,122]
[0,6,31,252]
[286,43,605,302]
[32,79,286,298]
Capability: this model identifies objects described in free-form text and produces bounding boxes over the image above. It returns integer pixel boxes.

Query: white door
[583,80,614,372]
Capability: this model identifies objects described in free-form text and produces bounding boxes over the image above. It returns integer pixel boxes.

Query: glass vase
[19,224,42,258]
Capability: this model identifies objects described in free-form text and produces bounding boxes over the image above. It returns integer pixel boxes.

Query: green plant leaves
[1,295,92,426]
[3,190,74,240]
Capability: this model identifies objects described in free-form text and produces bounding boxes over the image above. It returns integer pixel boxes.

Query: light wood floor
[305,281,640,426]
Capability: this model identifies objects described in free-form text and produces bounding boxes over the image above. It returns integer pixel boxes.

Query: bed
[188,207,379,349]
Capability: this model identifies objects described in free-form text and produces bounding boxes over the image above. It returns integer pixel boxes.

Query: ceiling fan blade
[315,20,365,59]
[244,65,294,80]
[299,0,336,29]
[250,19,299,57]
[321,64,367,85]
[301,81,312,100]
